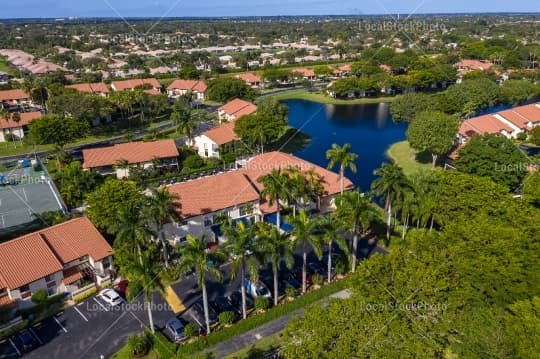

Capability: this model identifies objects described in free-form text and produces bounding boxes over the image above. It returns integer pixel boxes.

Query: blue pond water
[283,99,408,191]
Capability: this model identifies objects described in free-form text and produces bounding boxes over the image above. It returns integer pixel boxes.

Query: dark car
[293,267,312,286]
[228,290,254,316]
[259,273,284,295]
[280,270,301,289]
[308,261,325,276]
[212,296,235,314]
[192,299,218,324]
[18,329,39,352]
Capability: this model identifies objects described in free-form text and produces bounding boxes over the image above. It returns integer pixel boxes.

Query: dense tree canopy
[53,161,100,208]
[28,114,89,149]
[454,134,529,189]
[206,77,257,102]
[390,93,437,123]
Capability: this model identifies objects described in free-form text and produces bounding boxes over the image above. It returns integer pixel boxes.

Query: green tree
[522,172,540,207]
[530,126,540,146]
[390,93,436,123]
[504,297,540,358]
[287,210,322,294]
[499,80,538,105]
[326,143,358,196]
[316,215,349,282]
[177,235,225,334]
[258,168,290,230]
[86,178,142,234]
[206,77,256,102]
[371,163,409,243]
[255,223,295,306]
[407,111,459,168]
[454,134,529,189]
[223,221,260,319]
[53,161,99,208]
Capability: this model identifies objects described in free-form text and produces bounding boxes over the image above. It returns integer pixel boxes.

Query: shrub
[312,274,324,286]
[516,132,528,141]
[184,323,199,338]
[285,286,297,298]
[31,289,48,304]
[73,287,97,304]
[126,334,149,358]
[255,297,270,311]
[334,257,349,275]
[182,154,205,170]
[531,126,540,146]
[218,311,236,326]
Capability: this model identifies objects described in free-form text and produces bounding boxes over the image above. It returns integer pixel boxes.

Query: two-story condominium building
[0,111,41,142]
[166,80,207,101]
[0,89,32,110]
[458,103,540,143]
[193,120,239,158]
[111,78,162,95]
[294,67,316,80]
[65,82,110,96]
[163,151,353,243]
[217,98,257,122]
[235,73,262,88]
[0,217,113,310]
[82,140,180,178]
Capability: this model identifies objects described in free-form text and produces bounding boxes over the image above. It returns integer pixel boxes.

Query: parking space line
[8,338,21,357]
[74,305,89,322]
[54,316,68,333]
[29,327,43,345]
[93,297,109,312]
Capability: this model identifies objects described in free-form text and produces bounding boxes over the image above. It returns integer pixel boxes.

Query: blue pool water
[283,99,408,191]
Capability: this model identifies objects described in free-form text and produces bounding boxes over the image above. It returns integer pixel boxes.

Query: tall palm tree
[114,200,152,265]
[283,166,307,217]
[287,210,322,294]
[335,190,376,272]
[258,168,290,230]
[255,223,295,306]
[0,109,15,148]
[11,112,21,144]
[316,215,349,283]
[371,163,409,243]
[303,167,325,211]
[326,143,358,196]
[146,188,181,267]
[223,221,259,319]
[177,235,225,334]
[114,159,130,178]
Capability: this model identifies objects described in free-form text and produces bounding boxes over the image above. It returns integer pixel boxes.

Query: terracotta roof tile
[111,78,161,91]
[62,267,83,285]
[513,103,540,124]
[83,140,179,168]
[218,99,257,117]
[0,89,29,102]
[455,59,493,71]
[498,109,530,129]
[167,80,207,93]
[236,73,261,84]
[0,112,41,129]
[294,68,316,77]
[202,121,238,145]
[459,115,513,138]
[66,82,110,94]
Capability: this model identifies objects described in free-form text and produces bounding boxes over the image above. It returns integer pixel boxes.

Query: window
[19,285,31,299]
[47,287,56,296]
[19,285,29,293]
[45,274,54,283]
[204,216,213,227]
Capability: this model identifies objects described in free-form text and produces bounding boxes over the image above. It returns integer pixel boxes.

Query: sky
[0,0,539,18]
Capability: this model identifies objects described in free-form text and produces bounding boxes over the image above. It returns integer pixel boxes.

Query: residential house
[0,111,41,142]
[455,59,493,73]
[110,78,162,95]
[65,82,110,96]
[217,98,257,122]
[0,217,113,309]
[235,73,262,88]
[82,139,180,178]
[163,151,354,242]
[167,80,207,101]
[293,68,316,80]
[0,89,32,110]
[193,121,239,159]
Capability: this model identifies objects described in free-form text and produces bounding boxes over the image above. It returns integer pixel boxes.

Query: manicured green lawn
[0,58,18,76]
[224,332,282,359]
[386,141,432,177]
[269,89,398,105]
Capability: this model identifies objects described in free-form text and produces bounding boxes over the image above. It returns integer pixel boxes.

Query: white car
[243,278,272,300]
[99,289,124,306]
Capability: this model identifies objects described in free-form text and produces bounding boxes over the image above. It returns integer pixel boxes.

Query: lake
[283,99,408,191]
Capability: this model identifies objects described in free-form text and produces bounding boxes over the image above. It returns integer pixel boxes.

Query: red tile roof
[168,151,353,218]
[218,99,257,118]
[294,68,316,77]
[66,82,110,94]
[459,115,514,138]
[497,109,530,129]
[455,59,493,71]
[83,140,179,169]
[0,89,29,102]
[62,267,83,285]
[512,104,540,124]
[111,78,161,91]
[236,73,261,84]
[202,121,239,145]
[0,233,63,289]
[0,112,41,129]
[167,80,207,93]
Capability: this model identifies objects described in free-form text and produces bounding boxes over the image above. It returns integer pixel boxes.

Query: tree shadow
[267,128,311,154]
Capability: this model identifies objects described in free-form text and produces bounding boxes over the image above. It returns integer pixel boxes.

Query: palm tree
[255,223,295,306]
[11,112,21,144]
[146,188,181,267]
[335,190,376,272]
[371,163,409,243]
[114,159,130,178]
[223,221,259,319]
[326,143,358,196]
[316,215,349,283]
[283,166,307,217]
[0,109,15,147]
[177,235,225,334]
[114,200,152,265]
[303,167,325,211]
[258,168,290,230]
[287,210,322,294]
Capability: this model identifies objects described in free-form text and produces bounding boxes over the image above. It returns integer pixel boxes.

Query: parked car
[243,278,272,299]
[191,299,218,325]
[260,273,284,295]
[280,270,301,289]
[212,296,235,313]
[99,289,124,306]
[18,329,38,353]
[228,290,254,316]
[308,261,325,276]
[165,317,186,342]
[293,268,312,286]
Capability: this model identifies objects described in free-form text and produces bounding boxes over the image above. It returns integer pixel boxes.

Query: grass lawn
[386,141,432,177]
[269,89,398,105]
[224,332,283,359]
[0,58,18,76]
